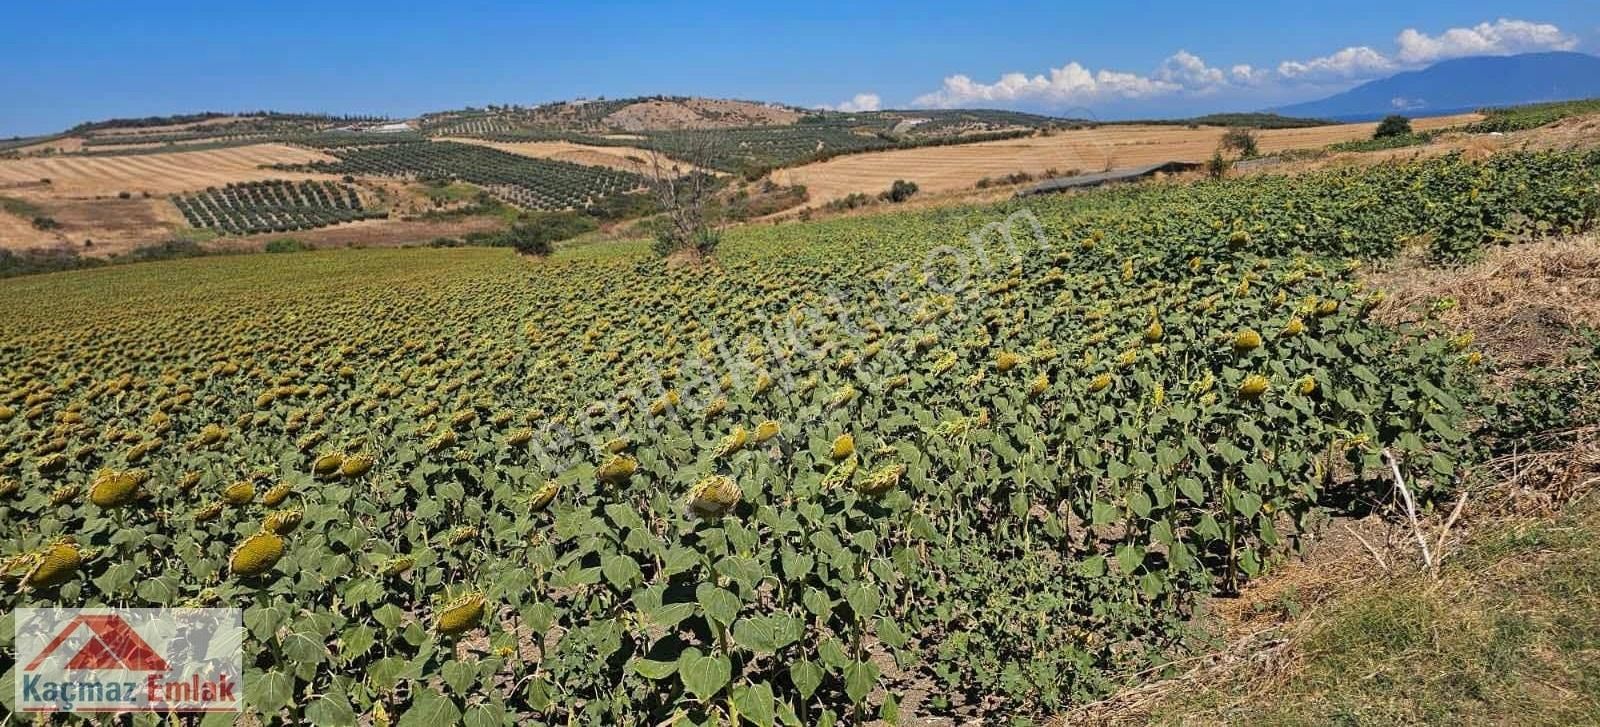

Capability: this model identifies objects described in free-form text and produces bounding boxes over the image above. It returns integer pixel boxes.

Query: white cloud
[905,17,1576,111]
[1154,51,1226,90]
[817,93,882,112]
[1276,46,1394,82]
[1230,64,1269,85]
[913,62,1178,108]
[1396,19,1577,64]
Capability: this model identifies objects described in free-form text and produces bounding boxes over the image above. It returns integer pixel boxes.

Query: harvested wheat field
[0,143,335,196]
[770,113,1479,205]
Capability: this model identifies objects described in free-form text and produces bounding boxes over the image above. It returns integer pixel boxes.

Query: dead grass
[1366,236,1600,373]
[1140,495,1600,726]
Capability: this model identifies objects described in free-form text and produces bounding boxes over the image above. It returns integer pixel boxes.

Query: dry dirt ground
[0,142,335,197]
[602,98,802,131]
[768,114,1477,206]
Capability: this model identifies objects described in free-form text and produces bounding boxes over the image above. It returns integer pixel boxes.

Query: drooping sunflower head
[754,420,781,444]
[22,541,82,590]
[1089,373,1113,393]
[229,530,285,578]
[1239,374,1271,400]
[311,452,344,477]
[830,434,855,462]
[1283,317,1305,337]
[686,474,743,519]
[1232,329,1263,354]
[222,480,256,507]
[1297,375,1317,395]
[857,463,905,497]
[339,453,375,478]
[1144,320,1164,343]
[380,555,416,577]
[193,500,225,522]
[261,482,292,507]
[89,469,144,508]
[714,428,750,459]
[48,483,81,505]
[596,455,638,485]
[435,592,487,636]
[529,479,561,513]
[262,508,303,535]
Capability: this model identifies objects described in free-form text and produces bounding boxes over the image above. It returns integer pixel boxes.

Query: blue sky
[1,1,1593,136]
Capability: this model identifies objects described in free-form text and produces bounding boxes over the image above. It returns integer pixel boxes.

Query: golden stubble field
[0,143,346,255]
[0,143,336,197]
[769,114,1480,206]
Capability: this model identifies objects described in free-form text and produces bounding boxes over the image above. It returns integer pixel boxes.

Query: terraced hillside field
[0,148,1595,724]
[770,113,1479,206]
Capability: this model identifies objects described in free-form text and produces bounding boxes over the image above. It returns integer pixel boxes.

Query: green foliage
[290,141,646,211]
[1482,332,1600,455]
[0,149,1594,723]
[176,180,379,236]
[264,238,313,254]
[1207,152,1232,179]
[1328,131,1436,153]
[880,180,919,203]
[1467,97,1600,133]
[1374,115,1413,139]
[503,211,599,256]
[1220,128,1259,158]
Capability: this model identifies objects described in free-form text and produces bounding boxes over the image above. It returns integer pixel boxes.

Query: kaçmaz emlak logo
[14,608,242,713]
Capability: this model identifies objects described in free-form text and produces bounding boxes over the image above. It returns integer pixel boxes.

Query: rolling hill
[1276,52,1600,121]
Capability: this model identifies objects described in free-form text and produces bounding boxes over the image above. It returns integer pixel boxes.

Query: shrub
[1221,127,1259,158]
[1207,151,1232,179]
[264,238,312,254]
[881,179,920,203]
[1375,115,1413,139]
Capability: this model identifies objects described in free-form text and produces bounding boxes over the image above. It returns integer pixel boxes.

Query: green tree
[1221,128,1259,158]
[1375,115,1413,139]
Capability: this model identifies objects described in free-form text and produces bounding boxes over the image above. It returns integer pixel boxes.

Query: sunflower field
[0,150,1597,725]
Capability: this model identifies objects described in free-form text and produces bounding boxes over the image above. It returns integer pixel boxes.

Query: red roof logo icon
[25,614,170,672]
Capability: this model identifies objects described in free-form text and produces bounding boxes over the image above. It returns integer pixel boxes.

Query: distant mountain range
[1275,52,1600,121]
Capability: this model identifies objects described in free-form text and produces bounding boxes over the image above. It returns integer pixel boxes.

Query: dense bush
[264,238,313,253]
[1375,115,1413,139]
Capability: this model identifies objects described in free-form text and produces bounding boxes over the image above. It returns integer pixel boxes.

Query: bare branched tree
[643,130,724,260]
